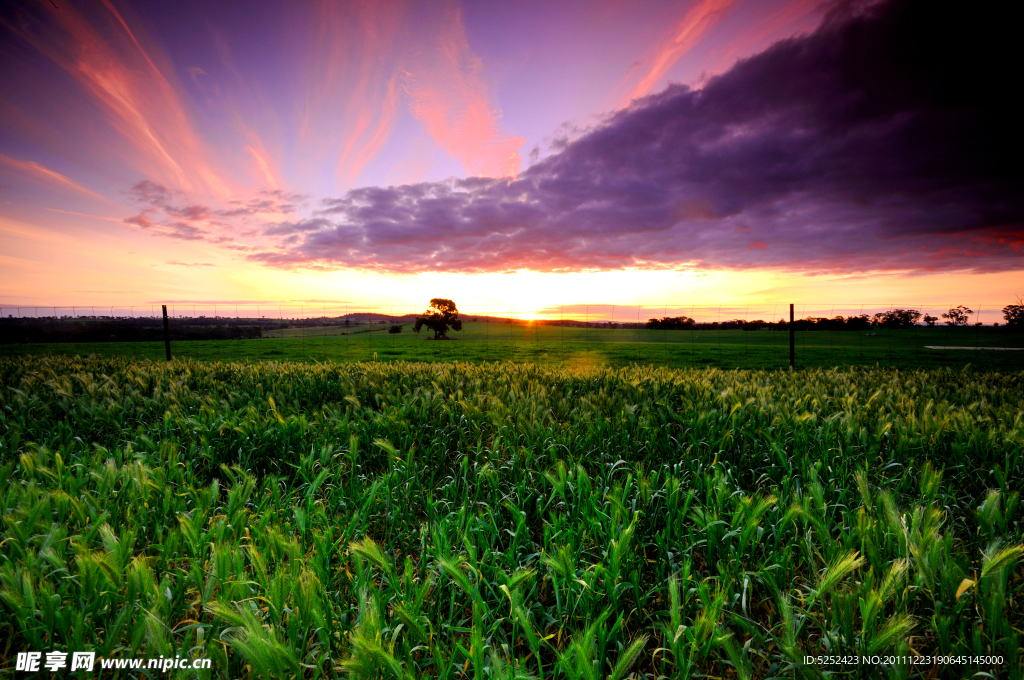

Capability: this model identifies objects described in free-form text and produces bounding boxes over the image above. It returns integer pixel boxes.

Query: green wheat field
[1,356,1022,678]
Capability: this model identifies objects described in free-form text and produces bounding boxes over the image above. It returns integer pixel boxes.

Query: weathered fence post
[162,305,171,362]
[789,303,795,370]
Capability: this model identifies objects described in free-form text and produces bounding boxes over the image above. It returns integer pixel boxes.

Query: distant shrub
[389,324,403,334]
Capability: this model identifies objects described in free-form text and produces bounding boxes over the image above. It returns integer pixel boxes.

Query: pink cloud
[118,179,302,248]
[5,1,230,198]
[337,75,401,187]
[246,144,280,190]
[300,0,406,189]
[0,154,108,202]
[45,208,125,224]
[239,125,283,191]
[616,0,740,107]
[403,2,524,178]
[299,0,523,185]
[693,0,825,84]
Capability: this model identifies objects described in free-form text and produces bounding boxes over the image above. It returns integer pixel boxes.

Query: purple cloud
[248,0,1022,274]
[264,217,336,236]
[123,180,303,245]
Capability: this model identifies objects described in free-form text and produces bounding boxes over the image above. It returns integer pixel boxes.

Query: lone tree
[414,298,463,339]
[942,305,974,326]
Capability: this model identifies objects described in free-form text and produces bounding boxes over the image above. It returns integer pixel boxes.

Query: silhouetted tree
[842,314,871,331]
[942,305,973,326]
[1002,298,1024,327]
[923,314,938,327]
[646,316,696,330]
[873,308,922,329]
[414,298,463,339]
[388,324,402,334]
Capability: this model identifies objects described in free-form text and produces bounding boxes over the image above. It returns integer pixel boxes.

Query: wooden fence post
[789,303,795,370]
[162,305,171,362]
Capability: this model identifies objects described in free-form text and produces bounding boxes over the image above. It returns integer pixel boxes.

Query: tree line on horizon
[0,314,399,345]
[646,303,1024,331]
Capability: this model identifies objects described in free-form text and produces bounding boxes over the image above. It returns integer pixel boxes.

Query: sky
[1,0,1021,316]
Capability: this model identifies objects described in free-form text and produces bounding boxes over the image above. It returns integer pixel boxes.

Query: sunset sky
[1,0,1021,314]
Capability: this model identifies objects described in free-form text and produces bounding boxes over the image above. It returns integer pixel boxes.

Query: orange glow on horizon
[1,221,1019,327]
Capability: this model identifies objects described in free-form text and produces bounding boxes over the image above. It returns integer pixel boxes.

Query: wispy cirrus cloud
[298,0,523,186]
[617,0,740,106]
[336,75,401,188]
[402,1,525,178]
[249,0,1024,275]
[299,0,406,189]
[2,0,230,198]
[0,154,109,202]
[694,0,824,81]
[242,130,283,192]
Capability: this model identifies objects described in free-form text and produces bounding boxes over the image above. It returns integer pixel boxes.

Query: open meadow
[2,322,1022,371]
[1,355,1022,678]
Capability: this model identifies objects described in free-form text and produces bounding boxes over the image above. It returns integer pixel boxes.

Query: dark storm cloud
[251,0,1024,273]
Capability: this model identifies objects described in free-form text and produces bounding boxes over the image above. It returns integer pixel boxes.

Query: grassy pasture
[1,355,1022,678]
[261,324,391,339]
[2,323,1022,370]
